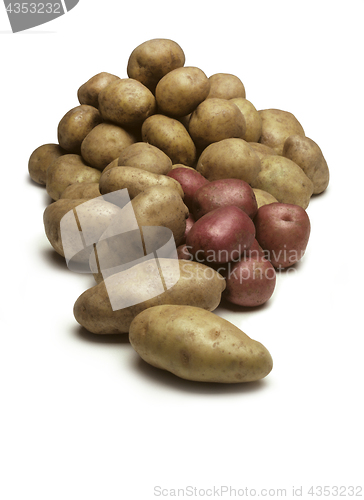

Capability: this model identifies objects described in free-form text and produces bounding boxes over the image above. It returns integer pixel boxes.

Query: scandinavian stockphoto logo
[3,0,79,33]
[59,189,180,312]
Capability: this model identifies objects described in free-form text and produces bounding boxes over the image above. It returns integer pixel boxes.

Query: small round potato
[230,97,262,143]
[155,66,210,117]
[282,135,330,194]
[141,114,196,166]
[188,98,246,150]
[28,143,66,186]
[77,72,121,109]
[129,305,273,383]
[253,188,279,209]
[81,123,137,171]
[57,104,102,154]
[99,166,184,199]
[259,108,305,155]
[60,181,101,200]
[196,138,261,184]
[116,142,172,175]
[98,78,156,128]
[206,73,246,100]
[127,38,185,93]
[46,154,102,201]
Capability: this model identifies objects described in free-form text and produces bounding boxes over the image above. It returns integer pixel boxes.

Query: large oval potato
[259,108,305,155]
[81,123,137,171]
[74,259,226,334]
[252,155,314,209]
[188,98,246,150]
[206,73,246,100]
[99,166,184,198]
[155,66,210,117]
[77,72,121,109]
[127,38,185,93]
[129,305,273,383]
[57,105,102,154]
[98,78,156,128]
[28,143,66,186]
[141,114,196,166]
[196,138,261,184]
[116,142,172,175]
[282,135,330,194]
[46,154,102,201]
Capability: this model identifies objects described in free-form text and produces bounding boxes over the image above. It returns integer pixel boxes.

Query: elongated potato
[73,259,226,334]
[129,305,273,383]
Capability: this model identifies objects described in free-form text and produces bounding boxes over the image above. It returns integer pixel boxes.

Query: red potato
[192,178,258,220]
[254,202,311,268]
[186,205,256,264]
[223,256,276,307]
[167,167,209,211]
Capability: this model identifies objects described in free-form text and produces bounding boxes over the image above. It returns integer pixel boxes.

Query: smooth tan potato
[259,108,305,155]
[57,105,102,154]
[98,78,156,128]
[155,66,210,117]
[46,154,102,201]
[248,142,278,161]
[28,143,66,186]
[230,97,262,143]
[77,72,121,109]
[116,142,172,175]
[99,166,184,198]
[127,38,185,93]
[282,135,330,194]
[74,259,226,334]
[206,73,246,100]
[252,155,314,209]
[196,138,261,184]
[141,114,196,166]
[131,185,189,246]
[81,123,137,171]
[60,182,101,200]
[129,305,273,383]
[253,188,279,209]
[188,98,246,150]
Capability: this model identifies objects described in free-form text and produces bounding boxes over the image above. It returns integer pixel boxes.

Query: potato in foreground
[129,305,273,383]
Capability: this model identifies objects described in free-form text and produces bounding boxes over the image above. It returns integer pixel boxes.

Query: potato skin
[167,167,209,211]
[60,181,101,200]
[155,66,210,117]
[259,108,305,155]
[74,259,226,334]
[248,142,278,161]
[129,305,273,383]
[77,72,121,109]
[196,138,261,184]
[127,38,185,93]
[57,105,102,154]
[252,188,278,209]
[28,143,66,186]
[117,142,172,175]
[206,73,246,100]
[230,97,262,143]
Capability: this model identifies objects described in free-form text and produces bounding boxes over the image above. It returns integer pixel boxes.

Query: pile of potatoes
[28,38,330,384]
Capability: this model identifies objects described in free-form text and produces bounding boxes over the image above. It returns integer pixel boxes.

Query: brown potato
[196,138,261,184]
[206,73,246,99]
[129,305,273,383]
[230,97,262,142]
[60,181,101,200]
[188,98,246,150]
[46,154,101,201]
[127,38,185,93]
[248,142,278,161]
[98,78,156,128]
[282,135,330,194]
[28,143,66,186]
[259,108,305,155]
[81,123,137,171]
[74,259,226,334]
[141,114,196,166]
[77,72,121,109]
[57,105,102,154]
[116,142,172,175]
[252,155,314,209]
[155,66,210,117]
[252,188,279,209]
[99,166,184,199]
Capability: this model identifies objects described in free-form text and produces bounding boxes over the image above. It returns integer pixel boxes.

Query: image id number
[6,3,62,14]
[308,486,363,496]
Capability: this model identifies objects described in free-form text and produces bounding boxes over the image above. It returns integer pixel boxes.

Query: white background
[1,1,363,499]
